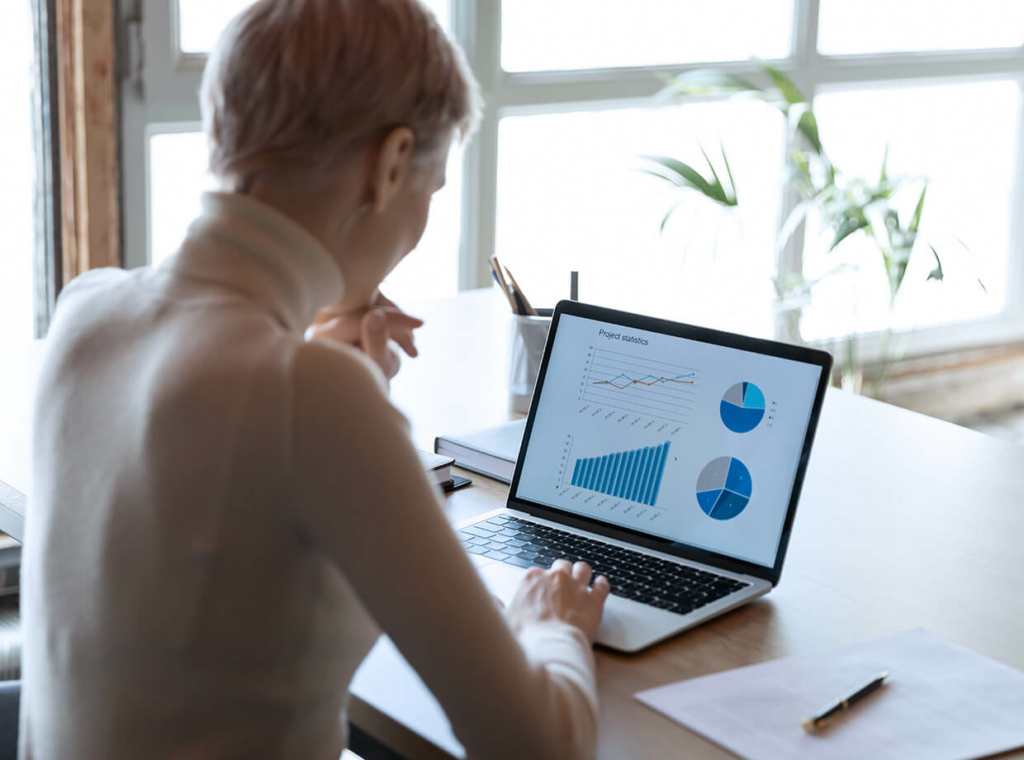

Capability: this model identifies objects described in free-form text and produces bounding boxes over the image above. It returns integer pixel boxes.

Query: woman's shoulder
[286,337,411,451]
[289,337,391,405]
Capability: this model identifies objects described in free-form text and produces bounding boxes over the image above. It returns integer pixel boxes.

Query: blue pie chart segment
[720,382,766,433]
[696,457,752,521]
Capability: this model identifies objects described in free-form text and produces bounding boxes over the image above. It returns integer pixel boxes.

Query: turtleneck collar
[165,191,344,333]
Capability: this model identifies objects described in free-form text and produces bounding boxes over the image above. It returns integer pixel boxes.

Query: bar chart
[570,441,670,507]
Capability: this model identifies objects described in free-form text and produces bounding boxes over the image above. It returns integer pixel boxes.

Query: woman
[20,1,609,758]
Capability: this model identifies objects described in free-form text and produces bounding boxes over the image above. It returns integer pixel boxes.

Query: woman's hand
[505,560,611,645]
[306,294,424,380]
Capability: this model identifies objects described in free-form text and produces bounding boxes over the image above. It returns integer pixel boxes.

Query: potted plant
[641,61,985,394]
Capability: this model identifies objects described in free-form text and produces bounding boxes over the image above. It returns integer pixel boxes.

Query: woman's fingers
[360,310,401,380]
[507,558,610,644]
[549,559,572,576]
[309,306,422,358]
[376,293,425,324]
[386,317,420,357]
[377,301,423,357]
[571,561,592,585]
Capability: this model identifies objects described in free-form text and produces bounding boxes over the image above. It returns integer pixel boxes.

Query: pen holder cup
[508,314,553,413]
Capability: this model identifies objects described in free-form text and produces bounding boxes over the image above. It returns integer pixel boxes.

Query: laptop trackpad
[479,561,526,606]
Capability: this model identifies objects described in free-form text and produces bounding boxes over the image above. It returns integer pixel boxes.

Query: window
[495,101,783,337]
[177,0,258,54]
[501,0,793,72]
[0,0,44,344]
[124,1,1024,357]
[817,0,1024,56]
[801,81,1019,341]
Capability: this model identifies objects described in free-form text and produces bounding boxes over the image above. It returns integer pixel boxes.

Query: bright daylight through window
[0,0,38,345]
[131,0,1024,354]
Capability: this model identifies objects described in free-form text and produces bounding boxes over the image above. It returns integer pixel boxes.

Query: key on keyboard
[457,515,750,615]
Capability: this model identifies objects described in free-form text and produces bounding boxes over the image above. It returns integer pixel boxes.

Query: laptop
[456,300,832,652]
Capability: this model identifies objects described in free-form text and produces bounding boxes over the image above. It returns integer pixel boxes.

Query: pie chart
[720,382,765,433]
[696,457,752,521]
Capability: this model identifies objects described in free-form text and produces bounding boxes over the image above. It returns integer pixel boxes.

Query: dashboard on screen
[514,313,823,569]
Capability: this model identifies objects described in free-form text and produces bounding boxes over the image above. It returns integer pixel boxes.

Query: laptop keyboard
[457,514,750,616]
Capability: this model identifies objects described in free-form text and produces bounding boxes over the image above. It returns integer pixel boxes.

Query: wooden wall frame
[56,0,120,283]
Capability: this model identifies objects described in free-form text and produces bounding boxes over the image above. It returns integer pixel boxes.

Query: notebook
[635,629,1024,760]
[434,418,526,483]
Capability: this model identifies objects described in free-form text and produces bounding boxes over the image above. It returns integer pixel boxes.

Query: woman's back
[22,196,380,758]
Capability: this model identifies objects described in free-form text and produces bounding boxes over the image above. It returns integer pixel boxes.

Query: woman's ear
[369,127,416,213]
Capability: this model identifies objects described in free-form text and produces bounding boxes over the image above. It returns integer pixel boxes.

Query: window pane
[178,0,450,54]
[177,0,254,54]
[0,0,37,345]
[800,82,1019,342]
[502,0,793,72]
[818,0,1024,56]
[495,103,785,337]
[149,131,209,266]
[148,130,460,304]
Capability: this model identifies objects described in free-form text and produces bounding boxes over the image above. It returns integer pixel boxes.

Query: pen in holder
[507,310,553,413]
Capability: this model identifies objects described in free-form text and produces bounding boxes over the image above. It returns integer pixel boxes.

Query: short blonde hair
[200,0,481,188]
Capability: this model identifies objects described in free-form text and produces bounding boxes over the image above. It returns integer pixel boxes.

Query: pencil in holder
[507,312,552,413]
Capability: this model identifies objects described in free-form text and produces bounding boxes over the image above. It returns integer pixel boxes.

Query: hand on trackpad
[480,561,620,645]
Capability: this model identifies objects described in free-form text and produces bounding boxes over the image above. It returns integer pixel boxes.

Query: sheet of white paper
[635,629,1024,760]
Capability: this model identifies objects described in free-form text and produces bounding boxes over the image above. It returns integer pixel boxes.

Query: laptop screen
[513,312,824,570]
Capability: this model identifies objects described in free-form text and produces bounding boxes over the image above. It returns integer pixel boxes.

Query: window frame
[121,0,1024,361]
[30,0,62,337]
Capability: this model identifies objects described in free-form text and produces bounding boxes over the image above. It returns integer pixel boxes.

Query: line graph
[582,348,698,425]
[593,371,695,390]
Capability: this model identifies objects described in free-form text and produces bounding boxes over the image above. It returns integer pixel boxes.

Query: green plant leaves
[792,105,824,156]
[830,214,870,252]
[909,184,928,233]
[759,60,806,105]
[648,59,982,320]
[640,150,738,214]
[927,244,945,282]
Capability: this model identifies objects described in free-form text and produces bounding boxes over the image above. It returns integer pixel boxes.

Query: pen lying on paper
[802,671,890,733]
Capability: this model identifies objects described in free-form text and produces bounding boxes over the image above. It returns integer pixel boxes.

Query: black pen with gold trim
[802,671,890,733]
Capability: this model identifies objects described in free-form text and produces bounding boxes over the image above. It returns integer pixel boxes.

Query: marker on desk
[802,671,890,733]
[570,270,579,301]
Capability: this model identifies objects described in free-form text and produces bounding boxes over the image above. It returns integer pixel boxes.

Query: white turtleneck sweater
[20,192,598,759]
